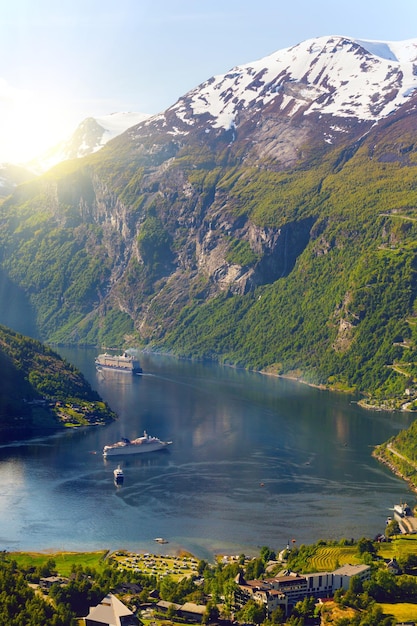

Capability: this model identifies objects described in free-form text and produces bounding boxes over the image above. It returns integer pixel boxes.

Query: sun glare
[0,80,75,164]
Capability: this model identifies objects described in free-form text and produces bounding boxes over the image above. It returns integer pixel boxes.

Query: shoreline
[372,445,417,495]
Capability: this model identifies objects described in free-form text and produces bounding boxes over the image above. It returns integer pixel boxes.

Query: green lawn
[9,550,109,576]
[378,535,417,560]
[379,601,417,622]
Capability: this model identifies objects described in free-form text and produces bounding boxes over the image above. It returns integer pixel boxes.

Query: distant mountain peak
[28,111,151,173]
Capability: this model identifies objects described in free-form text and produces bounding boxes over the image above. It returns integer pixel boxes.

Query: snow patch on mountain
[165,35,417,134]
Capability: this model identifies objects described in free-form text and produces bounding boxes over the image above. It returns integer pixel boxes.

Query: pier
[393,503,417,534]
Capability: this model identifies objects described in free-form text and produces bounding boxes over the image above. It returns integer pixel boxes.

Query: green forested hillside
[1,100,417,409]
[0,324,115,438]
[159,142,417,407]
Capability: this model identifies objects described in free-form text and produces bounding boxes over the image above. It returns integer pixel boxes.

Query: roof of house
[180,602,207,615]
[156,600,182,610]
[85,593,134,625]
[332,564,370,576]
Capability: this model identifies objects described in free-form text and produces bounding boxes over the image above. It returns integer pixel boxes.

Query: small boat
[154,537,169,544]
[103,431,172,457]
[113,465,124,484]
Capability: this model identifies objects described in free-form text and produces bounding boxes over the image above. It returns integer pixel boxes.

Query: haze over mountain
[0,111,151,196]
[1,34,417,409]
[27,111,151,174]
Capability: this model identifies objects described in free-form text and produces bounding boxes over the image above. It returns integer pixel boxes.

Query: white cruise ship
[95,351,142,374]
[103,431,172,457]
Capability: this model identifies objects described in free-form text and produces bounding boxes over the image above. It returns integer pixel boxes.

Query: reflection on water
[0,348,413,559]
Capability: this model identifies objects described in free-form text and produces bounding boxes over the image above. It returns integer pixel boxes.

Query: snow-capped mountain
[29,111,151,173]
[3,35,417,409]
[130,35,417,151]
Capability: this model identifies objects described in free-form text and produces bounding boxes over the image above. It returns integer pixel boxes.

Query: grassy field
[379,601,417,622]
[8,549,200,581]
[378,535,417,560]
[9,550,109,576]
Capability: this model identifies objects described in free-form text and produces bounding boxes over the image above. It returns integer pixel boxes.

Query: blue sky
[1,0,417,162]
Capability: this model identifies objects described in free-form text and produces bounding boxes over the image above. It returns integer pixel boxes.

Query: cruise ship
[95,351,142,374]
[103,431,172,457]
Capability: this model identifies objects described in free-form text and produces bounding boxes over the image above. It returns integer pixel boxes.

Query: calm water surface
[0,349,414,560]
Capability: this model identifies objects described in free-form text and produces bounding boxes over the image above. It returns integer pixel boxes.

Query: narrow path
[387,442,417,471]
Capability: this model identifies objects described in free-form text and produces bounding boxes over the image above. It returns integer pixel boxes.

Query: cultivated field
[300,545,361,572]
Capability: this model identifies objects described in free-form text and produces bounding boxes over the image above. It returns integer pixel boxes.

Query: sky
[1,0,417,163]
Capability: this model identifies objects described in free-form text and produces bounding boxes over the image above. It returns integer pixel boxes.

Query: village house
[156,600,181,614]
[179,601,207,623]
[84,593,139,626]
[39,575,68,590]
[386,558,401,575]
[156,600,206,622]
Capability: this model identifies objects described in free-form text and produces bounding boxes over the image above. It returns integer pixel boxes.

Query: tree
[245,557,264,580]
[357,538,376,557]
[260,546,276,563]
[385,519,400,538]
[236,598,266,625]
[197,559,209,576]
[396,574,417,600]
[363,569,397,602]
[293,595,316,620]
[222,579,238,616]
[263,606,285,624]
[139,588,149,603]
[202,601,220,624]
[166,603,177,619]
[397,552,417,574]
[348,574,363,595]
[36,558,57,579]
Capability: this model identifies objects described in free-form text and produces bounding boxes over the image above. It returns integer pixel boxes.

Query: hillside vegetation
[1,95,417,410]
[0,324,115,438]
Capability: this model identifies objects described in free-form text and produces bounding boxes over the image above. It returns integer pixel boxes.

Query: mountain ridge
[134,35,417,141]
[1,34,417,408]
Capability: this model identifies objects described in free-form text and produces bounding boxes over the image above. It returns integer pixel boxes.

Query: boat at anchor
[103,431,172,457]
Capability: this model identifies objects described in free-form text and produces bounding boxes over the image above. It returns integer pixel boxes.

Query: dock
[393,503,417,534]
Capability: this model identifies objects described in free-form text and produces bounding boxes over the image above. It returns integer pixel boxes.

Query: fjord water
[0,349,413,560]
